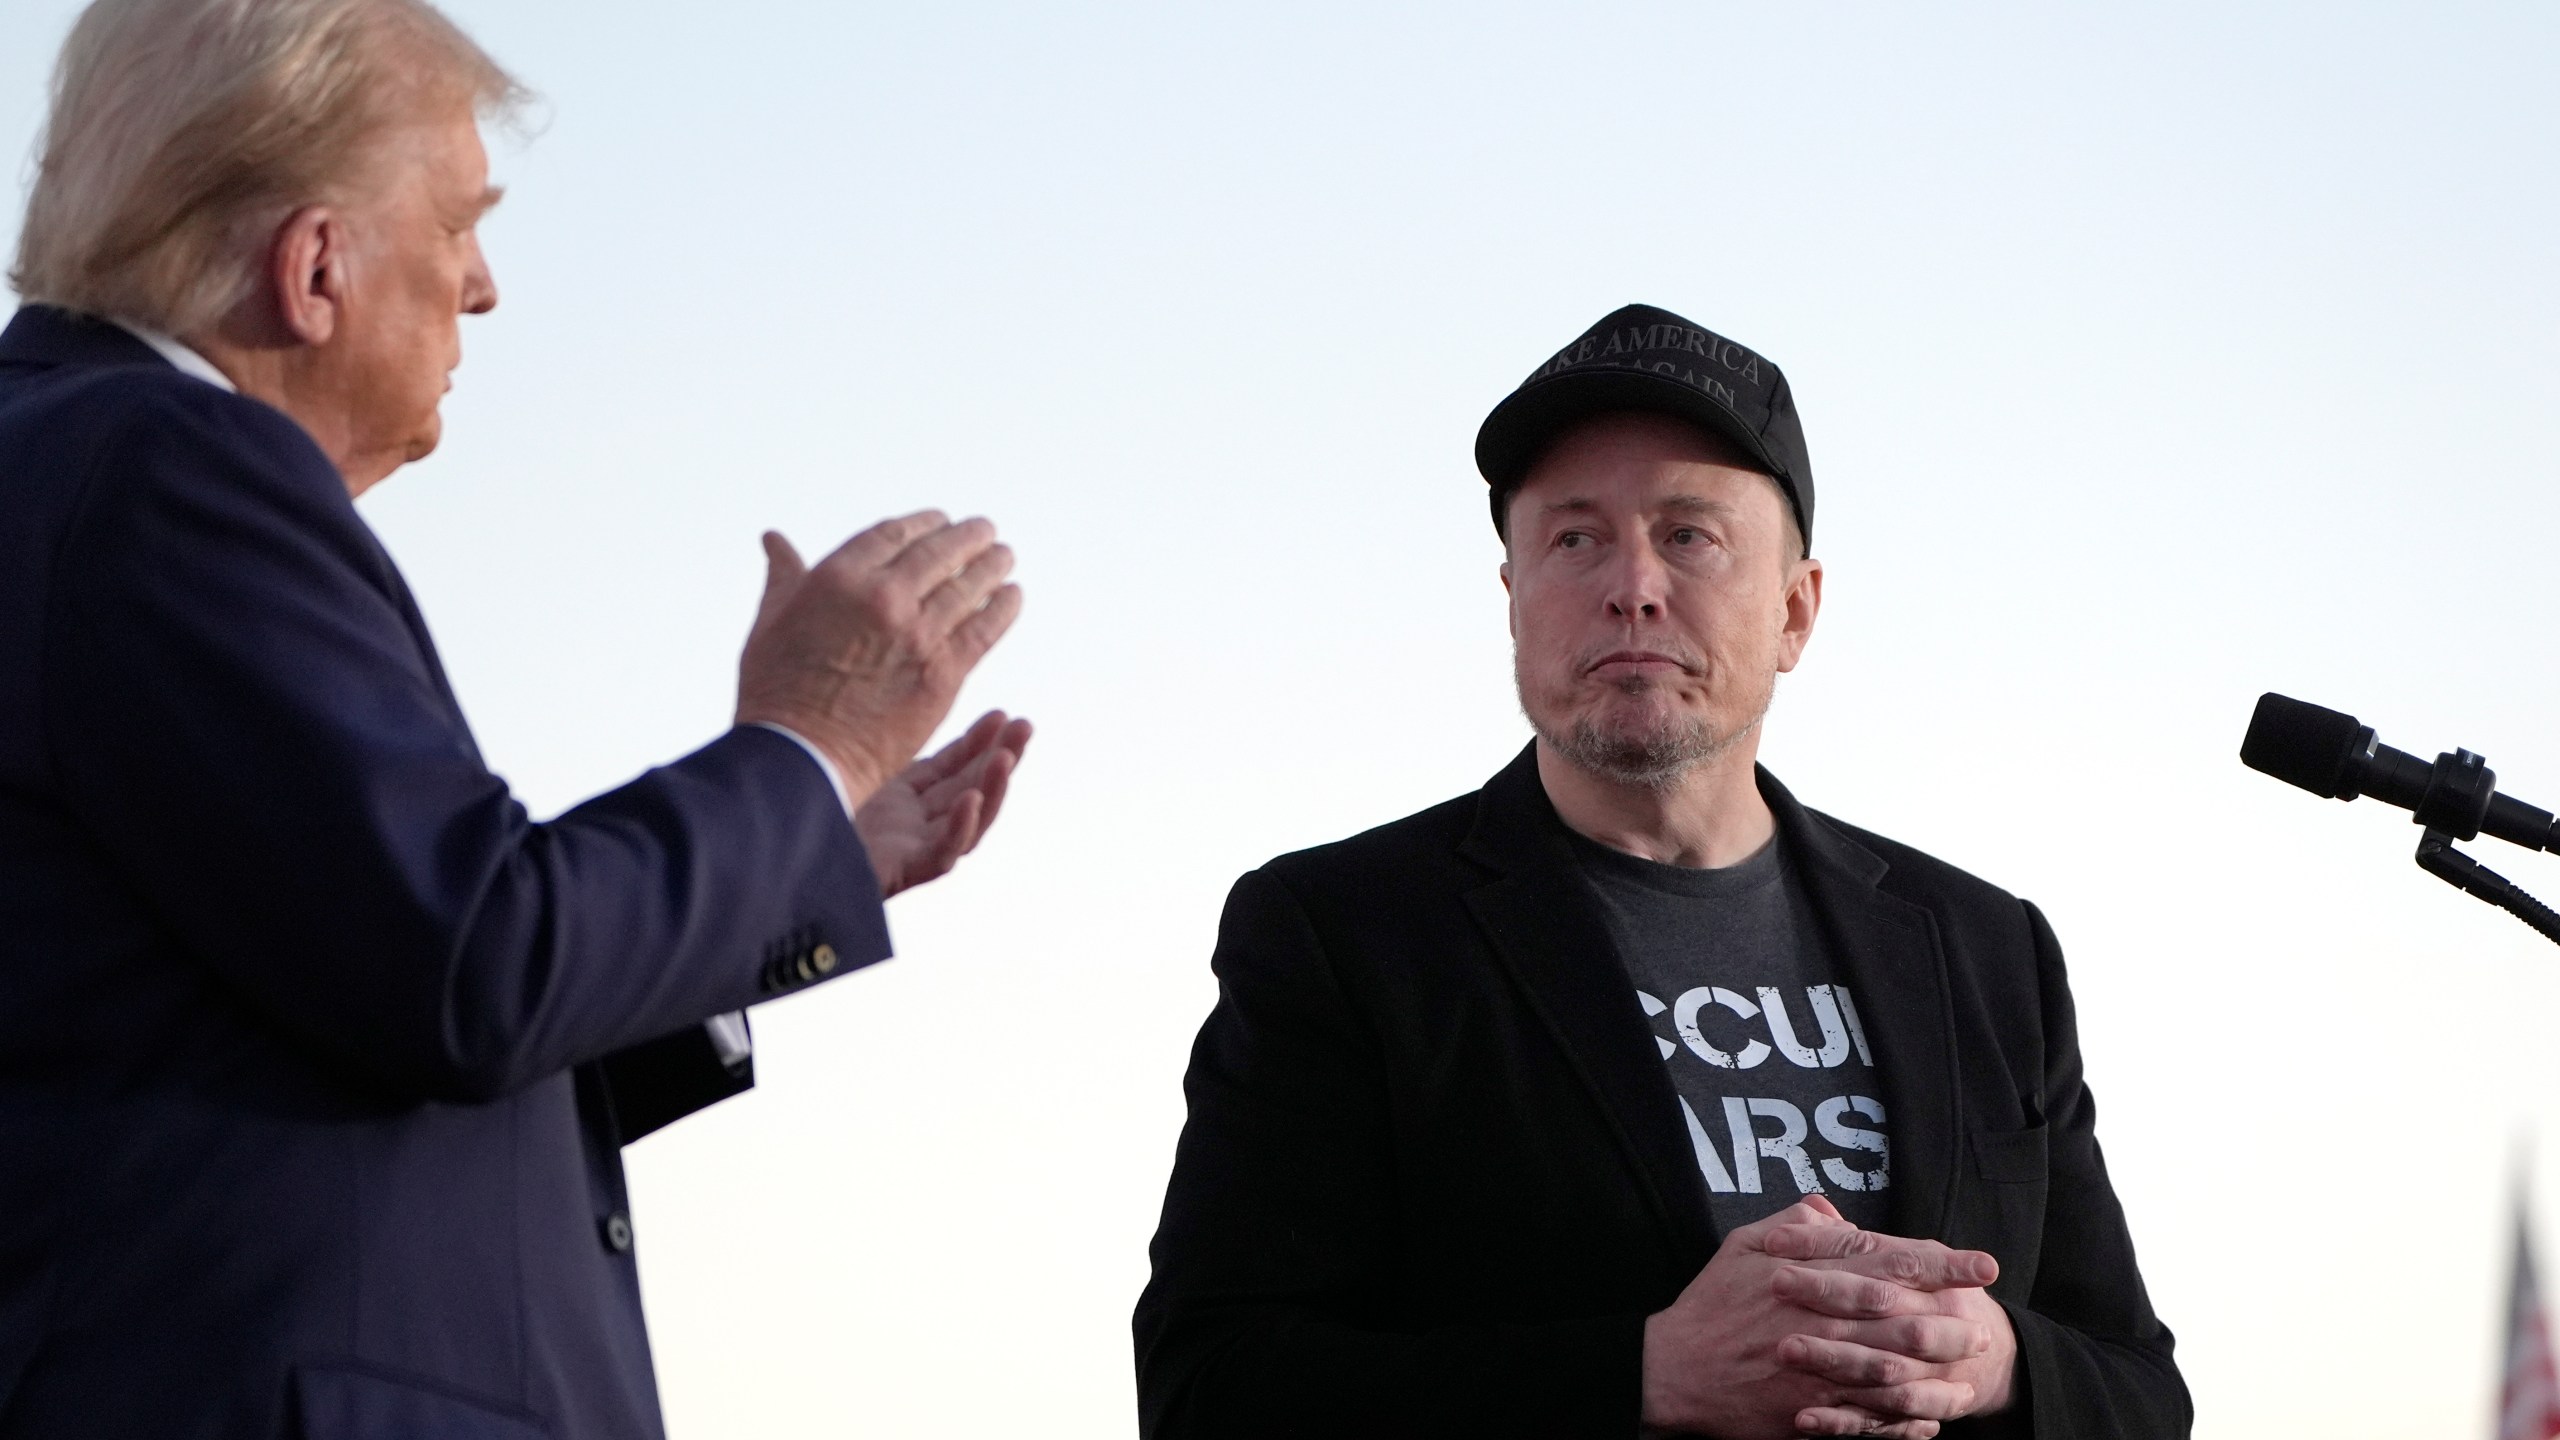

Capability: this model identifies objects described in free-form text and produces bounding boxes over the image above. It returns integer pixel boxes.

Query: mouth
[1583,650,1697,679]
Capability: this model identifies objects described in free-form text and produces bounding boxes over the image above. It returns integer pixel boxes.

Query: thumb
[755,530,807,631]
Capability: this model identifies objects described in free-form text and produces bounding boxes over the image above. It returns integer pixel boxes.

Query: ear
[1772,556,1824,674]
[1499,558,1516,639]
[266,205,348,347]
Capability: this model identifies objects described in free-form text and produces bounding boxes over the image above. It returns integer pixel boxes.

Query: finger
[1806,1314,1991,1366]
[1766,1231,1999,1291]
[1800,1193,1845,1223]
[944,582,1023,669]
[1831,1379,1976,1423]
[879,516,1000,593]
[922,720,1026,819]
[754,531,807,631]
[1780,1321,1987,1381]
[1793,1408,1941,1439]
[969,730,1024,832]
[827,510,951,572]
[917,719,1015,809]
[1733,1197,1853,1248]
[1777,1265,1997,1329]
[918,540,1017,639]
[1780,1335,1931,1389]
[1774,1265,1927,1320]
[911,711,1008,788]
[948,749,1016,838]
[922,790,985,880]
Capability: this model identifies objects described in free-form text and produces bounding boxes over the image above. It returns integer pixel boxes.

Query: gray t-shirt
[1569,831,1893,1234]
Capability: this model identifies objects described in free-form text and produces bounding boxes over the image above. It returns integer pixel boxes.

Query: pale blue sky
[8,4,2558,1434]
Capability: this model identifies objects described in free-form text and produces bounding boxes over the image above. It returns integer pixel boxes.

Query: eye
[1669,526,1702,546]
[1556,531,1590,550]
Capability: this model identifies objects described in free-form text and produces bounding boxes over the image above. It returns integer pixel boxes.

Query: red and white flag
[2502,1206,2560,1440]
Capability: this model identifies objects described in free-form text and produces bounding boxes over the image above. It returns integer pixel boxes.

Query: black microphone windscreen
[2241,693,2366,799]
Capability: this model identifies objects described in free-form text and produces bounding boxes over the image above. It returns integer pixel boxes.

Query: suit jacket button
[812,942,838,975]
[601,1211,634,1253]
[794,953,817,982]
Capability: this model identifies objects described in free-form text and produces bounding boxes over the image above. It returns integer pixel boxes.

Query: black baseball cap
[1474,303,1814,550]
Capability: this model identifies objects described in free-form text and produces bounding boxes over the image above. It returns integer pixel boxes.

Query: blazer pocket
[1970,1122,2049,1184]
[294,1364,552,1440]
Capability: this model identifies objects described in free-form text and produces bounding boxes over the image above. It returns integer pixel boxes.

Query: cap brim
[1475,367,1791,498]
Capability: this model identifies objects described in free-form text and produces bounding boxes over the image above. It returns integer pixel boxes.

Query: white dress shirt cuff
[751,721,853,820]
[703,1010,753,1068]
[711,723,854,1073]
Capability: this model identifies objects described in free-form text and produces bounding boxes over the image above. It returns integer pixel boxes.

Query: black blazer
[1136,746,2188,1438]
[0,306,888,1438]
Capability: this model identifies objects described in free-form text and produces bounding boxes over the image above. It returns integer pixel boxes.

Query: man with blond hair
[0,1,1029,1434]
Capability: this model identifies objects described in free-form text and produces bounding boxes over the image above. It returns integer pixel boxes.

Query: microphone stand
[2387,743,2560,947]
[2415,830,2560,947]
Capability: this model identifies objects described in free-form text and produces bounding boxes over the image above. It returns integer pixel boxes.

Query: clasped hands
[734,511,1032,898]
[1642,1196,2016,1440]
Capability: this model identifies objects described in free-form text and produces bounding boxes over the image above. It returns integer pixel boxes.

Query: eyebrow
[1537,494,1734,521]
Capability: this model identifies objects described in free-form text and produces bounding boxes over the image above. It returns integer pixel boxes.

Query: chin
[1581,684,1696,733]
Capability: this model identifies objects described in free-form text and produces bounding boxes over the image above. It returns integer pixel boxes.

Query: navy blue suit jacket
[0,305,893,1438]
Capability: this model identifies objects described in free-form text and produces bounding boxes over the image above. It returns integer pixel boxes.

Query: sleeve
[1132,869,1642,1440]
[41,386,892,1104]
[598,1018,755,1144]
[1961,901,2191,1439]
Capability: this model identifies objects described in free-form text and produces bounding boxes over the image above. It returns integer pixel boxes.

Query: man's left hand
[852,709,1032,898]
[1763,1222,2019,1434]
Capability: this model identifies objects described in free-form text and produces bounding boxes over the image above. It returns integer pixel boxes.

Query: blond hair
[10,0,524,335]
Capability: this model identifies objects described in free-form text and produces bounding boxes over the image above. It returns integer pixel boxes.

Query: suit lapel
[1766,773,1964,1241]
[1460,746,1718,1266]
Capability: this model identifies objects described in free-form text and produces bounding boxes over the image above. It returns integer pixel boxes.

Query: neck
[183,324,379,499]
[1535,732,1773,868]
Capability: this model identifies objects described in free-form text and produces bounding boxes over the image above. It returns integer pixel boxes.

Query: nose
[461,235,498,316]
[1601,542,1669,622]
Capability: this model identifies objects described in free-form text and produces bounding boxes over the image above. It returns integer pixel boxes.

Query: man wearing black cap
[1134,306,2188,1439]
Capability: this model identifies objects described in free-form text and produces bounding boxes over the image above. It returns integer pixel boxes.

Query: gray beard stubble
[1515,663,1774,792]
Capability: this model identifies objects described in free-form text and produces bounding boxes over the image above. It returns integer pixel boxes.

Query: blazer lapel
[1764,771,1964,1241]
[1460,746,1718,1266]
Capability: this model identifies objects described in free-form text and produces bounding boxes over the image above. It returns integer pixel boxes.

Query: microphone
[2241,693,2560,852]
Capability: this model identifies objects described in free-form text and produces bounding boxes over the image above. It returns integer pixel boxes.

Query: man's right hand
[734,513,1022,809]
[1640,1198,1987,1440]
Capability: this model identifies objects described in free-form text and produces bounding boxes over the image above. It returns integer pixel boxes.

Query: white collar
[113,320,237,393]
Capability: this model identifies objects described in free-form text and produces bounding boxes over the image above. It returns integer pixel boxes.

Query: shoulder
[61,369,335,490]
[1808,808,2019,910]
[2,362,336,513]
[23,371,363,566]
[1794,803,2050,962]
[17,371,404,649]
[1255,788,1484,902]
[1206,787,1499,1013]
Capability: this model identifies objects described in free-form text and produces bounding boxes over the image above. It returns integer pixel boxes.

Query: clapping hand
[735,513,1022,807]
[853,710,1033,898]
